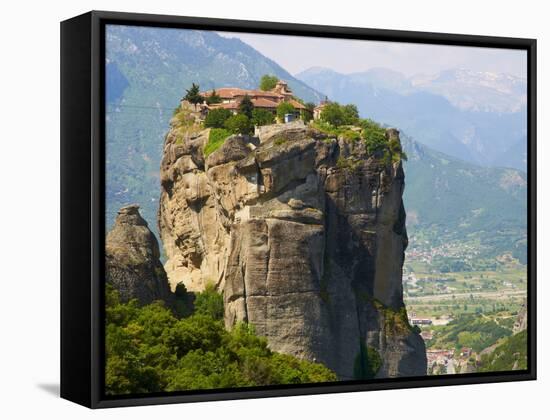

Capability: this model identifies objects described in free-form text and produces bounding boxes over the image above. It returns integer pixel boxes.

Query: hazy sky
[218,31,527,78]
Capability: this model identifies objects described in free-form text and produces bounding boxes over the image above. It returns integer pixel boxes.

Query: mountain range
[296,67,527,170]
[105,25,527,260]
[401,134,526,262]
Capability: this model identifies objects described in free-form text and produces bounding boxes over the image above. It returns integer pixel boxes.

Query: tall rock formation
[106,204,172,305]
[158,120,426,379]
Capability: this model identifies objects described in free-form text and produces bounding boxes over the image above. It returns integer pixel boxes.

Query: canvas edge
[59,10,537,409]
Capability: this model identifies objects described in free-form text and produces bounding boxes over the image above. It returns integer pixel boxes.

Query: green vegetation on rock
[360,119,387,152]
[204,128,231,157]
[171,108,202,145]
[311,116,406,165]
[354,343,382,379]
[320,102,359,127]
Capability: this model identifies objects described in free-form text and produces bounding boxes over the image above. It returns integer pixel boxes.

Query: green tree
[320,102,345,127]
[276,102,295,122]
[302,102,315,122]
[259,74,278,91]
[224,114,253,135]
[174,282,194,318]
[183,83,204,108]
[238,95,254,119]
[364,135,387,155]
[204,108,232,128]
[194,283,224,320]
[251,108,275,126]
[205,89,222,105]
[342,104,360,125]
[361,119,387,155]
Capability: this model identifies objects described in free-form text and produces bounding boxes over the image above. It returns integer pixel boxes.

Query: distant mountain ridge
[411,68,527,113]
[401,133,526,262]
[296,66,527,170]
[105,26,527,262]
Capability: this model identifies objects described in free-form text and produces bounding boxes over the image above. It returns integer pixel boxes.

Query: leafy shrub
[353,343,382,379]
[341,129,361,142]
[204,128,231,157]
[194,283,224,320]
[364,135,387,155]
[251,108,275,126]
[360,119,387,151]
[320,102,346,127]
[204,108,232,128]
[224,114,253,135]
[172,108,195,128]
[276,102,295,122]
[302,102,315,122]
[311,120,359,143]
[319,102,359,127]
[310,120,340,137]
[341,104,360,125]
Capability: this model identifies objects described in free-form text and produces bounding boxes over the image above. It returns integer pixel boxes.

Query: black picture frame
[60,10,537,409]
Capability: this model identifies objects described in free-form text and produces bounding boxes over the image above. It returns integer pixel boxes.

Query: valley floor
[403,247,527,375]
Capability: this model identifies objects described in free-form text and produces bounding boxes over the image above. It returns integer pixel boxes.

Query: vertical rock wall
[158,121,426,378]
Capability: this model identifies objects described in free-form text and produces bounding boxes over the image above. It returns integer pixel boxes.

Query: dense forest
[105,284,337,395]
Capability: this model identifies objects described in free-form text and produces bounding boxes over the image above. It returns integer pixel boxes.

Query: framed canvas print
[60,11,536,408]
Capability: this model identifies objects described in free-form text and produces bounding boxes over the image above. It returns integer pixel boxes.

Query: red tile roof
[208,102,240,110]
[251,98,280,108]
[201,85,306,111]
[202,88,250,98]
[287,98,307,110]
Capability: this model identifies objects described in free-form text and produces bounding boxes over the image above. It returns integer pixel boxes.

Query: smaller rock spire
[106,204,171,305]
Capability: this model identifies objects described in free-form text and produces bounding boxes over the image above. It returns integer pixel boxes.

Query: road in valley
[405,289,526,303]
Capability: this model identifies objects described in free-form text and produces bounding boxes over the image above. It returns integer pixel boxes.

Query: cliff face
[158,120,426,379]
[106,204,172,305]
